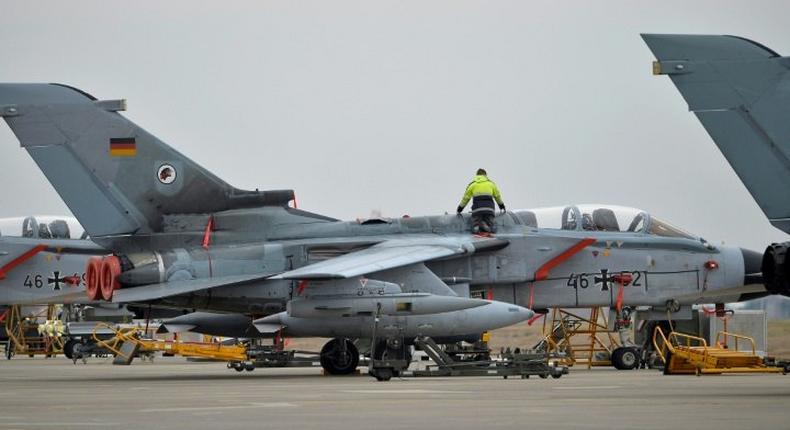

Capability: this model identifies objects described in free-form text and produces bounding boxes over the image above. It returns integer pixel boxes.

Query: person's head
[476,168,487,176]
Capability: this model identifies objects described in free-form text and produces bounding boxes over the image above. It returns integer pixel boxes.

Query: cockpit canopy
[0,216,87,240]
[513,205,697,239]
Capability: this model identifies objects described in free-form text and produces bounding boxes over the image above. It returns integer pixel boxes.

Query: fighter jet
[0,216,100,305]
[0,82,765,373]
[643,34,790,300]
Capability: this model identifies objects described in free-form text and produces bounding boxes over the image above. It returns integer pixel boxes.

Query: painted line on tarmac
[552,385,622,390]
[342,389,473,394]
[140,402,297,412]
[0,423,119,427]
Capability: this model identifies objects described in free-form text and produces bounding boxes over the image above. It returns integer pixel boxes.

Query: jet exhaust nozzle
[761,243,790,297]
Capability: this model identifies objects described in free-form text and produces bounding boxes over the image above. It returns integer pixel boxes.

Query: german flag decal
[109,137,136,157]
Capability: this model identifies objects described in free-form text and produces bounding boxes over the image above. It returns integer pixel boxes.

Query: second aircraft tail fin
[643,34,790,233]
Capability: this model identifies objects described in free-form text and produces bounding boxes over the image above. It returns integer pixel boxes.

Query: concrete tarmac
[0,357,787,430]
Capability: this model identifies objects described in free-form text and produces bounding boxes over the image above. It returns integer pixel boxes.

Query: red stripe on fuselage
[534,238,595,281]
[0,244,47,280]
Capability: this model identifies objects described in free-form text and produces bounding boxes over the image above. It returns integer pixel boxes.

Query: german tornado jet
[0,82,766,374]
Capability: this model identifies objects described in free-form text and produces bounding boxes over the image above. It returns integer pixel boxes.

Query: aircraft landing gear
[63,338,77,360]
[611,347,639,370]
[612,306,640,370]
[369,337,411,381]
[320,338,359,375]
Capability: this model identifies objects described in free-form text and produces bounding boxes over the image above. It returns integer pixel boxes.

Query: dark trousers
[472,212,495,233]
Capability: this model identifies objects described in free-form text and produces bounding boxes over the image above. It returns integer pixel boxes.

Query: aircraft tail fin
[642,34,790,233]
[0,83,294,238]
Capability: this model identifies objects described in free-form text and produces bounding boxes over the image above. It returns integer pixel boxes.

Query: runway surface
[0,357,786,430]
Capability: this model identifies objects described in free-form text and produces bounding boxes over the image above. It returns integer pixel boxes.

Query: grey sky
[1,1,788,251]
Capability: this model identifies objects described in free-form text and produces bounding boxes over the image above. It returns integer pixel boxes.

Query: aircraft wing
[276,236,508,280]
[111,273,269,303]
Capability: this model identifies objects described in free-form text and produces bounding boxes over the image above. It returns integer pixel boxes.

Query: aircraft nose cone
[485,301,534,328]
[741,247,763,285]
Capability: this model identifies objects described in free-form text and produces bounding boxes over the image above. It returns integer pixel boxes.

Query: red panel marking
[0,244,47,280]
[486,288,493,301]
[533,238,595,281]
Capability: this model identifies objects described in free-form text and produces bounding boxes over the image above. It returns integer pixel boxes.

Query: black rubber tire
[611,347,638,370]
[373,368,392,381]
[320,338,360,375]
[63,339,76,360]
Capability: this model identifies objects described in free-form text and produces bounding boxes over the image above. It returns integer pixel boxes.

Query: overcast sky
[1,1,789,251]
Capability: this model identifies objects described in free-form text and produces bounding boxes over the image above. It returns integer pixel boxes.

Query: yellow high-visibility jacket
[459,175,504,208]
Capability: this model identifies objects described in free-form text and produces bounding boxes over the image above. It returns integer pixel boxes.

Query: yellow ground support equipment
[90,322,246,365]
[652,326,784,376]
[3,305,63,358]
[537,307,620,368]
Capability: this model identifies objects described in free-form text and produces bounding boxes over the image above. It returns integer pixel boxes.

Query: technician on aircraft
[457,168,505,233]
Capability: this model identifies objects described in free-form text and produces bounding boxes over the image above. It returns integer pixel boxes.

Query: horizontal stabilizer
[643,34,790,233]
[111,273,269,303]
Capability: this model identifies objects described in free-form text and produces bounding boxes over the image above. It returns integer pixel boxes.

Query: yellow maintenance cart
[652,326,785,376]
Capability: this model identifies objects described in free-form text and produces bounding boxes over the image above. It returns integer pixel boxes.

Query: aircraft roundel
[157,164,177,184]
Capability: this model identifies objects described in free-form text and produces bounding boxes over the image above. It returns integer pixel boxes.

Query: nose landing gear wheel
[612,347,639,370]
[320,338,359,375]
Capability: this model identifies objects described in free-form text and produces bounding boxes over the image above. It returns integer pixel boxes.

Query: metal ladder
[413,336,455,367]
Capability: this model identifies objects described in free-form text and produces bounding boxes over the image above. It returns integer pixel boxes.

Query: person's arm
[492,182,505,211]
[458,183,474,213]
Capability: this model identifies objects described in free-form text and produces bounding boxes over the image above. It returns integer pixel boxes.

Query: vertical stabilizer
[0,84,294,238]
[643,34,790,233]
